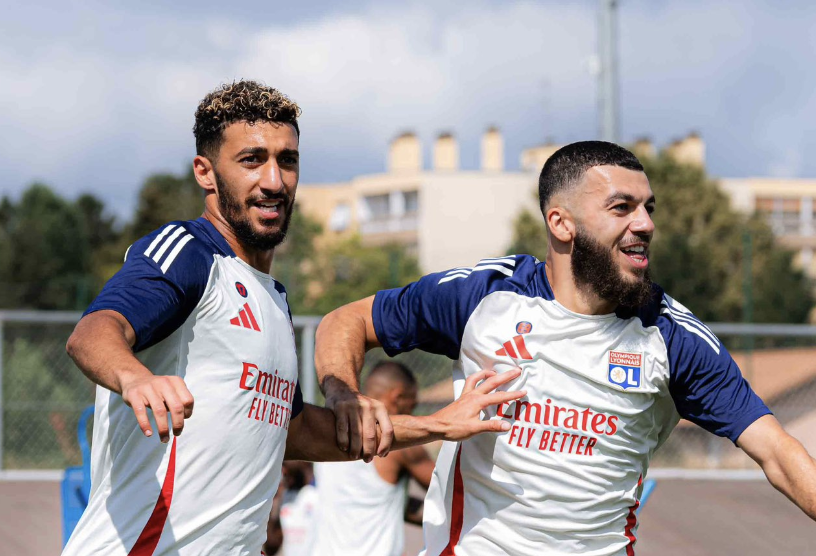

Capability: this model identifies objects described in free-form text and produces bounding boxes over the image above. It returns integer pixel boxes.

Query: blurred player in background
[262,461,317,556]
[311,361,435,556]
[61,79,524,556]
[315,141,816,556]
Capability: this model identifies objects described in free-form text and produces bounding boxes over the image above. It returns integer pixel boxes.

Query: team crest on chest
[607,351,642,390]
[516,321,533,334]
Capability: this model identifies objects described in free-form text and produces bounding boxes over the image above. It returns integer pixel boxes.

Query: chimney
[433,132,459,171]
[631,137,655,159]
[388,132,422,173]
[665,132,705,168]
[481,126,504,171]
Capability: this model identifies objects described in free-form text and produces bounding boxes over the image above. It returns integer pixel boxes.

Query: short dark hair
[193,80,301,161]
[364,361,417,392]
[538,141,644,216]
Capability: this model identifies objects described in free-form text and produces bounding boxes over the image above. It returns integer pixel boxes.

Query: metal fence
[2,311,816,472]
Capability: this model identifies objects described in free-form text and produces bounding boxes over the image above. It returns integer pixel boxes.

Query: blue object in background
[636,478,657,515]
[61,405,94,546]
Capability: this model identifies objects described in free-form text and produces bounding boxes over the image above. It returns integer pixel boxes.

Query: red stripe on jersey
[624,475,643,556]
[502,340,518,358]
[495,347,507,356]
[513,335,533,360]
[128,438,178,556]
[440,445,465,556]
[244,303,261,331]
[238,309,251,329]
[229,316,240,326]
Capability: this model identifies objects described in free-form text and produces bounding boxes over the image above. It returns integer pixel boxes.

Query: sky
[1,0,815,219]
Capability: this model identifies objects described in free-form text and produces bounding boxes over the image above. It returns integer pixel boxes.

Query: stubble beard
[214,169,294,251]
[571,225,653,309]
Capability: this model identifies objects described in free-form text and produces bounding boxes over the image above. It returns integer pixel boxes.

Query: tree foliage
[505,155,813,323]
[129,168,204,240]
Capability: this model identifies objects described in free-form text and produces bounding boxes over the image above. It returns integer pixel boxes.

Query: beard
[214,169,294,251]
[571,226,653,309]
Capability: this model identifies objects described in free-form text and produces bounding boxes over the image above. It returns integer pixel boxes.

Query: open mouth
[620,244,649,268]
[252,199,284,219]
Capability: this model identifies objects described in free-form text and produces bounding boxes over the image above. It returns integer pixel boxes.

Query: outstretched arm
[66,310,194,443]
[738,414,816,520]
[315,296,392,461]
[286,369,525,461]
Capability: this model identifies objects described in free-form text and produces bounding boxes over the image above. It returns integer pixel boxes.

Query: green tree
[304,236,421,315]
[1,184,93,309]
[271,206,324,314]
[506,204,548,261]
[129,168,204,240]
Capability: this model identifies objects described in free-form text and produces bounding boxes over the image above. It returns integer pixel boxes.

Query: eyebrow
[236,146,268,157]
[605,192,656,205]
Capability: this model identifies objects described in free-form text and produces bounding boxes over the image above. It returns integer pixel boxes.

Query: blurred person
[311,361,436,556]
[263,461,317,556]
[315,141,816,556]
[61,79,525,556]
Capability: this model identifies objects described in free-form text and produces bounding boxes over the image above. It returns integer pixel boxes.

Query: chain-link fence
[3,311,816,471]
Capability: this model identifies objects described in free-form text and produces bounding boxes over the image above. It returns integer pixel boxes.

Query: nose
[630,206,655,237]
[259,162,284,194]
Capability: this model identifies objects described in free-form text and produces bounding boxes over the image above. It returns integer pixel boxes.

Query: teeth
[624,246,644,253]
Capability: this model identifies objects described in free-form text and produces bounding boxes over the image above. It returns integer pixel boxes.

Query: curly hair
[193,80,302,161]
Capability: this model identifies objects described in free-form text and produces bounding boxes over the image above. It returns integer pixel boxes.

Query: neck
[545,253,617,315]
[202,210,274,273]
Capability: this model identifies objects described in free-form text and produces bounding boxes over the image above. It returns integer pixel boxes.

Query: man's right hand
[323,376,394,462]
[121,375,195,443]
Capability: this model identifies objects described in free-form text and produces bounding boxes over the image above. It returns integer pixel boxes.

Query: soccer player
[315,141,816,555]
[262,461,318,556]
[61,80,524,556]
[311,361,436,556]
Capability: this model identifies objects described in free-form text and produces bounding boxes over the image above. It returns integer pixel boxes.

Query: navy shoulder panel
[649,290,771,442]
[373,255,544,359]
[84,220,227,351]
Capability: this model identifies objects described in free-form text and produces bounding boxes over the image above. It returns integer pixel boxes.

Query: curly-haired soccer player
[61,80,522,556]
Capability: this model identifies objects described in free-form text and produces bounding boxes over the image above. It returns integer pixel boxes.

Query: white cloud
[1,0,815,216]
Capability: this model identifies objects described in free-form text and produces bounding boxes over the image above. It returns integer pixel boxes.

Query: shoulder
[125,219,231,282]
[425,254,545,300]
[625,284,722,356]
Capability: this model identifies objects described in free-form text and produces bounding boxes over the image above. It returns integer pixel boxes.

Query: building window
[363,194,390,221]
[756,196,800,236]
[404,190,419,213]
[329,203,351,232]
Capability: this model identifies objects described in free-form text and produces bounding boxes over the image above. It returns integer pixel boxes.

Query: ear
[546,206,575,243]
[193,155,217,193]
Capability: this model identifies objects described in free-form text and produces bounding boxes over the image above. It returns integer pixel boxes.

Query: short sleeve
[84,223,215,352]
[372,256,536,359]
[658,295,771,443]
[291,382,304,419]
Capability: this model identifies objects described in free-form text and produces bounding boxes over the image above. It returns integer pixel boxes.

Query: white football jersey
[373,255,770,556]
[279,484,319,556]
[312,460,409,556]
[62,218,303,556]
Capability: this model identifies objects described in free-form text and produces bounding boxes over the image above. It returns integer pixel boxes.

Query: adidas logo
[230,302,261,332]
[495,335,533,361]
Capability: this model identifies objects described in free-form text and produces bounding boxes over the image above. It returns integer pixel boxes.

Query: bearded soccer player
[315,141,816,555]
[61,80,523,556]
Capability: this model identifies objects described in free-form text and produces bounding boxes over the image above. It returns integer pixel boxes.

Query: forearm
[66,311,153,394]
[285,406,443,460]
[760,434,816,520]
[314,297,377,397]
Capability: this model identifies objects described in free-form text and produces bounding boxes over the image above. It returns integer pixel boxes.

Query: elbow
[65,330,82,363]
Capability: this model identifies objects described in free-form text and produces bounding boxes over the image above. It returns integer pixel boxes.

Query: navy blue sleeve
[372,256,537,359]
[657,294,771,443]
[291,382,304,419]
[84,223,214,352]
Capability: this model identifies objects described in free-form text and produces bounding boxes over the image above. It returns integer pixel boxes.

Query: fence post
[300,323,317,404]
[0,315,4,471]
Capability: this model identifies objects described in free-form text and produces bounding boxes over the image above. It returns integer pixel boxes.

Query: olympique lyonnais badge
[608,351,642,390]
